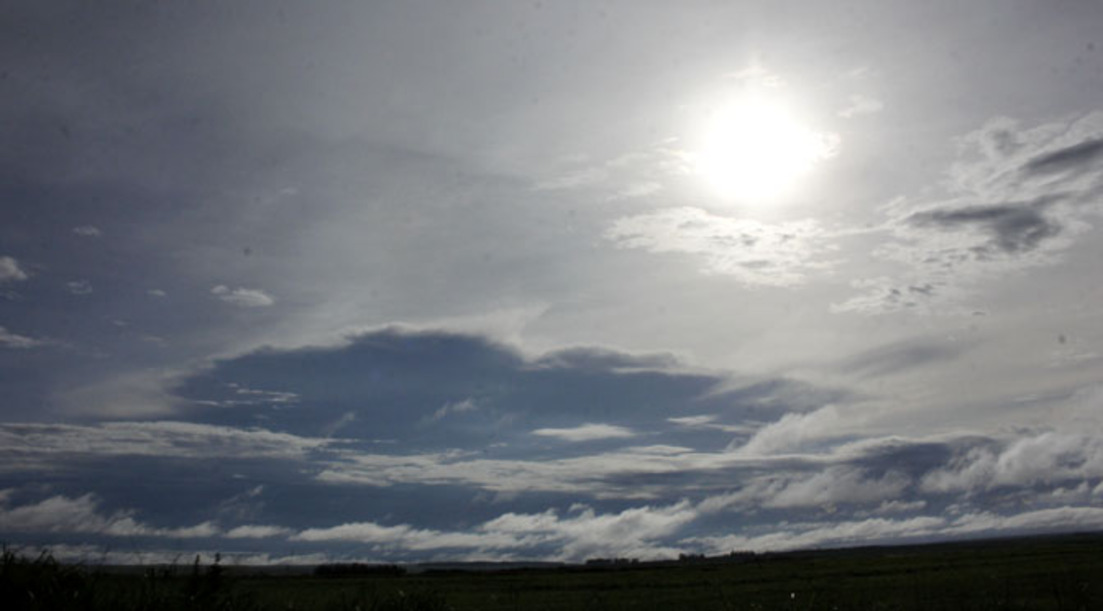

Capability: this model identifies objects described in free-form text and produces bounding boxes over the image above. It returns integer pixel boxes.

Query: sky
[2,0,1103,565]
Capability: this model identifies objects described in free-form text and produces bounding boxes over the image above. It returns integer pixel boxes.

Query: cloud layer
[2,330,1102,562]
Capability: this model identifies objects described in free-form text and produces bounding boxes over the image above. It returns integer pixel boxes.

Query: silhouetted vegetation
[314,563,407,578]
[4,533,1103,609]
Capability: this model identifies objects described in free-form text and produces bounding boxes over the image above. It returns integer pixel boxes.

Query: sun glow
[694,95,835,203]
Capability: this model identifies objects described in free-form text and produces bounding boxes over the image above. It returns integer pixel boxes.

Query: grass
[4,533,1103,610]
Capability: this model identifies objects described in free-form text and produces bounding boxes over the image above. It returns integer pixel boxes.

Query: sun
[693,94,834,203]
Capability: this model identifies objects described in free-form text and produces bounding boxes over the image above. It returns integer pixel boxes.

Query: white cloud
[147,288,167,298]
[534,148,675,194]
[667,414,755,434]
[838,94,884,118]
[728,405,848,456]
[945,506,1103,537]
[875,500,928,514]
[295,520,518,552]
[689,515,946,554]
[532,423,636,442]
[72,225,102,237]
[211,284,275,307]
[0,326,48,349]
[67,279,93,295]
[225,524,293,539]
[610,181,662,200]
[0,493,217,539]
[667,415,717,427]
[606,207,835,287]
[0,256,28,283]
[920,431,1103,494]
[296,501,696,562]
[766,467,909,509]
[427,398,479,423]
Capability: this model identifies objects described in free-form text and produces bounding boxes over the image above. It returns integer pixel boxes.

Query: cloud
[224,524,293,539]
[0,256,28,283]
[295,501,696,562]
[839,338,966,379]
[728,405,848,456]
[838,94,884,118]
[612,181,662,200]
[532,423,637,442]
[689,505,1103,555]
[211,285,275,307]
[72,225,102,237]
[0,421,334,467]
[66,279,93,295]
[6,406,1103,561]
[668,415,717,427]
[700,466,910,512]
[605,207,835,286]
[920,431,1103,494]
[7,325,1092,561]
[905,199,1064,256]
[945,506,1103,537]
[170,327,819,454]
[841,112,1103,314]
[0,326,49,349]
[193,383,300,409]
[1021,137,1103,176]
[668,414,755,434]
[0,492,217,539]
[315,445,724,499]
[689,515,946,554]
[832,276,962,315]
[426,398,479,423]
[534,147,682,196]
[294,521,513,553]
[147,288,167,298]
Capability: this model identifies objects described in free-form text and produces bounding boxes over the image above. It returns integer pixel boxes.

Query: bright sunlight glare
[694,95,835,203]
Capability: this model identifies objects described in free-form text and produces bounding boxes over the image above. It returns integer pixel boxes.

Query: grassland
[5,533,1103,610]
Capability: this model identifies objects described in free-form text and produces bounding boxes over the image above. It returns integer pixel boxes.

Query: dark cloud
[1022,137,1103,176]
[172,328,831,450]
[907,200,1062,255]
[530,347,679,373]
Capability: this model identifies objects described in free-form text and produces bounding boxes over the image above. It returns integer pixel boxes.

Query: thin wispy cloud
[837,94,884,118]
[66,280,93,295]
[606,207,835,286]
[211,285,276,308]
[0,326,49,349]
[72,225,102,237]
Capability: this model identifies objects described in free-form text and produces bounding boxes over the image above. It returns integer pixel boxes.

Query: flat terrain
[5,533,1103,610]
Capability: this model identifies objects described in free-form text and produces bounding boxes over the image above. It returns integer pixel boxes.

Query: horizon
[16,529,1103,568]
[3,1,1103,565]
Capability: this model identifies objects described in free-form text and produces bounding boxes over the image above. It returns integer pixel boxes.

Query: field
[5,533,1103,610]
